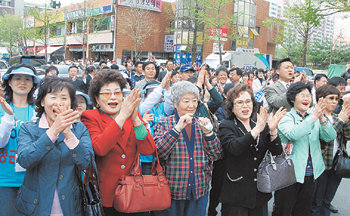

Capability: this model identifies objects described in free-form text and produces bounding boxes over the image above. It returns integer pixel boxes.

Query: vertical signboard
[164,35,174,53]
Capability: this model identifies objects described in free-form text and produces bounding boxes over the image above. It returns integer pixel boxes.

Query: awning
[38,46,63,55]
[251,28,259,36]
[238,26,248,38]
[179,45,187,51]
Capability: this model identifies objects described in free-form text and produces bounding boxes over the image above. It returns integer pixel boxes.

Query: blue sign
[174,53,181,64]
[187,53,192,63]
[181,53,187,64]
[196,54,203,65]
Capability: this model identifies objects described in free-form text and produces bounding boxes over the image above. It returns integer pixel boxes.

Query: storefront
[68,46,83,60]
[91,44,113,61]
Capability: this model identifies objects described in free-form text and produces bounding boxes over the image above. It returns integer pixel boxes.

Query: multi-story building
[24,0,173,62]
[200,0,281,62]
[0,0,15,15]
[268,0,335,44]
[266,0,284,19]
[309,16,335,43]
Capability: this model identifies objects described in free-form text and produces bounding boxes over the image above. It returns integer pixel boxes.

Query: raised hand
[338,104,350,122]
[268,107,287,132]
[312,98,326,122]
[142,109,155,124]
[174,113,193,132]
[48,106,80,137]
[197,117,213,134]
[0,97,14,116]
[251,106,268,138]
[160,71,171,90]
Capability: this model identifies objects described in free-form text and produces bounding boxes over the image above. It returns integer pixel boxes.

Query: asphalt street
[213,178,350,216]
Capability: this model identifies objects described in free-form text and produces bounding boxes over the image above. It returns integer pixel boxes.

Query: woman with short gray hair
[154,81,223,216]
[171,80,200,105]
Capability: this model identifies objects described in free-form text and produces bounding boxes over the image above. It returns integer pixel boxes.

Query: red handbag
[113,150,171,213]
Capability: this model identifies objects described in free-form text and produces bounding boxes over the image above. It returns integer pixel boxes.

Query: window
[52,24,65,36]
[0,61,7,69]
[93,16,111,32]
[71,21,84,34]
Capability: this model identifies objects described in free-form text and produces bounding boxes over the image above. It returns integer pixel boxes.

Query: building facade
[201,0,280,62]
[0,0,15,15]
[25,0,173,63]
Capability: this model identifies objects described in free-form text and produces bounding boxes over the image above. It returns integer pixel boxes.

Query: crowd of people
[0,57,349,216]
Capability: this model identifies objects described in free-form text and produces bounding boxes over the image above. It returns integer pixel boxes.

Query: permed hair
[171,81,199,106]
[225,83,257,120]
[88,70,127,108]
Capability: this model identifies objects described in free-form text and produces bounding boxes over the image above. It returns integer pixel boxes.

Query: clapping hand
[251,106,268,139]
[0,97,14,116]
[48,105,79,138]
[338,104,350,123]
[142,109,154,124]
[174,113,193,132]
[116,89,142,127]
[312,98,326,122]
[268,107,287,132]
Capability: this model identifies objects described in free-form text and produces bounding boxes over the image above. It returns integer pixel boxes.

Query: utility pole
[82,0,87,62]
[44,2,48,62]
[112,2,118,62]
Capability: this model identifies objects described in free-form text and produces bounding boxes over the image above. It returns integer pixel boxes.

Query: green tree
[28,5,60,61]
[263,10,302,61]
[193,0,236,65]
[265,0,350,66]
[0,13,24,56]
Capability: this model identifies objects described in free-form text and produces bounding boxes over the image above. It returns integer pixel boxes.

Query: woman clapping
[219,84,285,216]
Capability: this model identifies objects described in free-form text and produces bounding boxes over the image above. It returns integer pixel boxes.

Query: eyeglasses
[297,93,312,98]
[99,91,123,99]
[326,95,339,101]
[234,99,253,107]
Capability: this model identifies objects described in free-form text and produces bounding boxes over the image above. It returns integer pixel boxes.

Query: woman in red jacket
[81,70,156,216]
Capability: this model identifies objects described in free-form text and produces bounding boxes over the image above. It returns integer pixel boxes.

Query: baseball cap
[180,64,195,72]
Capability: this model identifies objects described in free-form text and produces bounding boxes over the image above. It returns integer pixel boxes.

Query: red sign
[210,28,228,41]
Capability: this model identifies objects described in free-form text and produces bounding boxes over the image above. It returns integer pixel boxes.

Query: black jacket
[218,117,282,208]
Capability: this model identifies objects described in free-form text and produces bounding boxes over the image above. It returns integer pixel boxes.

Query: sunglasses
[326,96,339,101]
[99,91,123,99]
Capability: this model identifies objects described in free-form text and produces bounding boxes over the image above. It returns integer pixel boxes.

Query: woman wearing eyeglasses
[218,84,286,216]
[81,70,156,216]
[273,82,337,216]
[311,85,350,216]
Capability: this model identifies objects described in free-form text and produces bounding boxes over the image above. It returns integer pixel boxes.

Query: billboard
[119,0,162,12]
[210,28,228,41]
[164,35,174,53]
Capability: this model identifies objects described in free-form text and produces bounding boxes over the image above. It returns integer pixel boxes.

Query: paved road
[213,178,350,216]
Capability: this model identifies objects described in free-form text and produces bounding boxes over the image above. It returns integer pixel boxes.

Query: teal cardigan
[278,108,337,183]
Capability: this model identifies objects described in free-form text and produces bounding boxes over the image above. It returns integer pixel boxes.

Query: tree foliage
[194,0,237,65]
[309,35,350,69]
[0,13,24,56]
[27,6,61,61]
[265,0,350,67]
